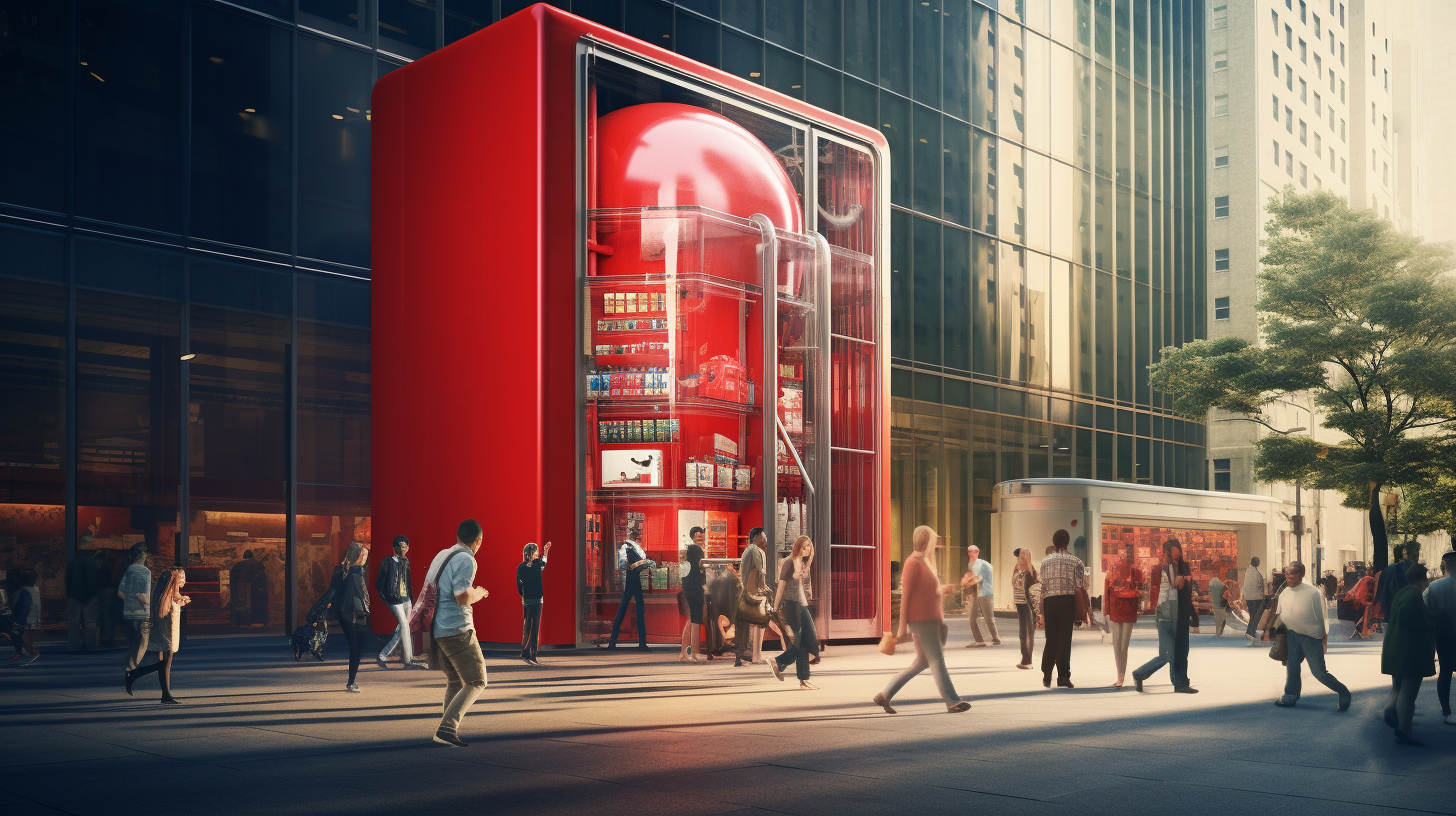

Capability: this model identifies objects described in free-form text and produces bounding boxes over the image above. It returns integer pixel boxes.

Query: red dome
[596,103,803,232]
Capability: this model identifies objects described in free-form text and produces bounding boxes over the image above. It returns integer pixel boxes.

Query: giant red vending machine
[372,4,888,647]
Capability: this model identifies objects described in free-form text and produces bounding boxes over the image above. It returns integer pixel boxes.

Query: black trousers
[1245,599,1266,637]
[774,601,818,681]
[335,612,361,684]
[1040,594,1075,682]
[130,651,173,698]
[609,576,647,647]
[522,602,542,660]
[1015,602,1036,666]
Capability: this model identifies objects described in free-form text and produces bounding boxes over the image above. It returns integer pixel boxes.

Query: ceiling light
[90,72,104,82]
[332,114,344,119]
[244,108,256,113]
[208,56,224,64]
[346,106,360,113]
[180,353,196,361]
[791,84,801,89]
[749,72,760,77]
[79,61,88,66]
[662,34,670,39]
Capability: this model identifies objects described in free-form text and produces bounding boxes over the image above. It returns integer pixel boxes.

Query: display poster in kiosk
[601,449,663,487]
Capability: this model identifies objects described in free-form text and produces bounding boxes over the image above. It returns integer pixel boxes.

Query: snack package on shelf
[733,465,752,492]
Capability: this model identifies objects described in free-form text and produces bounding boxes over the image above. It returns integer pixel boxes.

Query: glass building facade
[0,0,1203,636]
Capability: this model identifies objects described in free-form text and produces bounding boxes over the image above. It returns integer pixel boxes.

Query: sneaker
[345,683,361,693]
[376,655,389,669]
[1274,695,1297,707]
[1338,692,1351,712]
[406,660,429,669]
[1133,675,1144,692]
[766,658,784,681]
[1056,678,1075,689]
[1444,713,1455,726]
[159,697,181,706]
[22,653,39,665]
[433,729,468,748]
[1173,686,1199,694]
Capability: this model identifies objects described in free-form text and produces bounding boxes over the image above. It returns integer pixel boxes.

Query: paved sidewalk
[1,624,1450,816]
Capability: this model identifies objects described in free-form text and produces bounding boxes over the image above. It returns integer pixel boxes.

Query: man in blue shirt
[960,545,1000,647]
[428,519,489,747]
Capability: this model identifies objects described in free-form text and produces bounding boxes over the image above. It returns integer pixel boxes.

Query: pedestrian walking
[1377,542,1420,621]
[8,570,41,664]
[960,545,999,648]
[1243,556,1268,645]
[767,536,820,689]
[679,528,706,662]
[733,528,768,666]
[377,535,421,669]
[65,549,101,651]
[1132,539,1198,694]
[607,524,653,652]
[1209,570,1229,637]
[426,519,489,748]
[872,525,970,714]
[1425,551,1456,726]
[325,542,371,692]
[125,569,190,704]
[1272,561,1351,711]
[1381,564,1435,745]
[1011,547,1039,670]
[1104,545,1144,687]
[1038,529,1085,688]
[517,541,550,665]
[118,544,151,672]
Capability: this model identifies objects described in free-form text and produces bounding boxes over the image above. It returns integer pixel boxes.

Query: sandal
[872,692,897,714]
[799,681,819,690]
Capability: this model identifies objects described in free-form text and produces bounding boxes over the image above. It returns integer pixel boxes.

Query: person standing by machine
[608,525,653,651]
[517,541,550,665]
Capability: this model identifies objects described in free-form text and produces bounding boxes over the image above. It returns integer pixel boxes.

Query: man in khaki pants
[426,519,490,747]
[961,545,1000,647]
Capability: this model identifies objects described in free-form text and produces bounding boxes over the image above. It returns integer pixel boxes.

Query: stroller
[290,593,334,661]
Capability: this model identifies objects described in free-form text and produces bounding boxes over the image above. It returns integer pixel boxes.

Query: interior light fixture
[749,72,760,77]
[791,84,801,89]
[208,56,224,64]
[180,353,196,361]
[79,61,88,66]
[244,107,256,113]
[346,106,360,113]
[332,114,344,119]
[90,72,104,82]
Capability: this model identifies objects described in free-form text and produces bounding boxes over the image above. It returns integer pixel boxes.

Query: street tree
[1149,189,1456,570]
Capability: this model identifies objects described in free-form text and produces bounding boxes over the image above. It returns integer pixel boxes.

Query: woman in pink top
[873,526,971,714]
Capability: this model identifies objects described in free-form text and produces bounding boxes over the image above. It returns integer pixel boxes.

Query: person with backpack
[324,542,371,692]
[423,519,490,747]
[376,535,420,669]
[517,541,550,665]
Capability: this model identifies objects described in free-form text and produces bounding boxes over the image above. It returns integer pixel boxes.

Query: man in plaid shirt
[1038,529,1085,688]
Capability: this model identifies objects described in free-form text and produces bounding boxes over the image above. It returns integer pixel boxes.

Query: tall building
[1421,0,1456,243]
[1205,0,1426,571]
[0,0,1206,639]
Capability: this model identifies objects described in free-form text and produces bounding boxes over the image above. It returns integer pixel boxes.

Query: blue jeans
[1284,630,1348,701]
[1132,615,1188,688]
[774,601,818,681]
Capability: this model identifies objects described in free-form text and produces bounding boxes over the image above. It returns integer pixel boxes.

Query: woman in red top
[1104,546,1144,688]
[873,526,971,714]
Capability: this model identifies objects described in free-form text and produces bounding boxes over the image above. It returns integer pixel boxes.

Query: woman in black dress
[679,538,707,662]
[325,541,370,692]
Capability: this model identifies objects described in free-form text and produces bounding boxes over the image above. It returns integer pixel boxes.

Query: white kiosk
[991,478,1283,611]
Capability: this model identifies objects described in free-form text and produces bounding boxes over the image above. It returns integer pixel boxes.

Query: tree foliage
[1149,189,1456,568]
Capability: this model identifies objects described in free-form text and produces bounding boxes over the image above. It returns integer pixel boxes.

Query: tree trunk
[1369,483,1389,572]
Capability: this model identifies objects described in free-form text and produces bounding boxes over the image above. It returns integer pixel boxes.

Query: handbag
[877,632,897,655]
[1268,629,1289,663]
[1074,586,1091,624]
[409,550,469,637]
[736,589,771,627]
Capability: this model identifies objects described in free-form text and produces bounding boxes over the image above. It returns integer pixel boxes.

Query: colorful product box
[733,465,752,491]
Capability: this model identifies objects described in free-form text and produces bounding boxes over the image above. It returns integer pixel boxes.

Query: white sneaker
[1445,713,1455,726]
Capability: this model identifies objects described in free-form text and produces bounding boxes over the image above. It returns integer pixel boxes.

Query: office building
[0,0,1206,636]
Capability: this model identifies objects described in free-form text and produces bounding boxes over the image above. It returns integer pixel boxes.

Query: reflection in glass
[881,91,910,207]
[998,242,1024,382]
[1116,277,1132,401]
[998,21,1025,144]
[912,216,941,365]
[1074,264,1093,394]
[842,0,876,80]
[943,117,970,227]
[379,0,439,57]
[1095,270,1113,398]
[912,104,941,217]
[192,5,292,253]
[1024,251,1049,386]
[0,0,66,212]
[298,36,372,266]
[971,234,997,377]
[806,0,841,68]
[942,0,970,120]
[943,227,970,372]
[972,130,997,234]
[998,140,1024,244]
[75,0,184,234]
[911,0,940,107]
[1024,150,1049,252]
[1049,259,1071,391]
[971,5,996,130]
[1024,30,1049,152]
[879,0,909,95]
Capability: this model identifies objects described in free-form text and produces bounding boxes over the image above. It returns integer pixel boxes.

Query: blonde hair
[912,525,936,553]
[157,569,186,615]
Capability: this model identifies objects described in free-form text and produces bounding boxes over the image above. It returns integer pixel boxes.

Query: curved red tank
[595,102,803,232]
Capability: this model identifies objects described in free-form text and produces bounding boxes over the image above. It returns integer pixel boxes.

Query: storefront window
[1100,524,1239,614]
[0,264,68,631]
